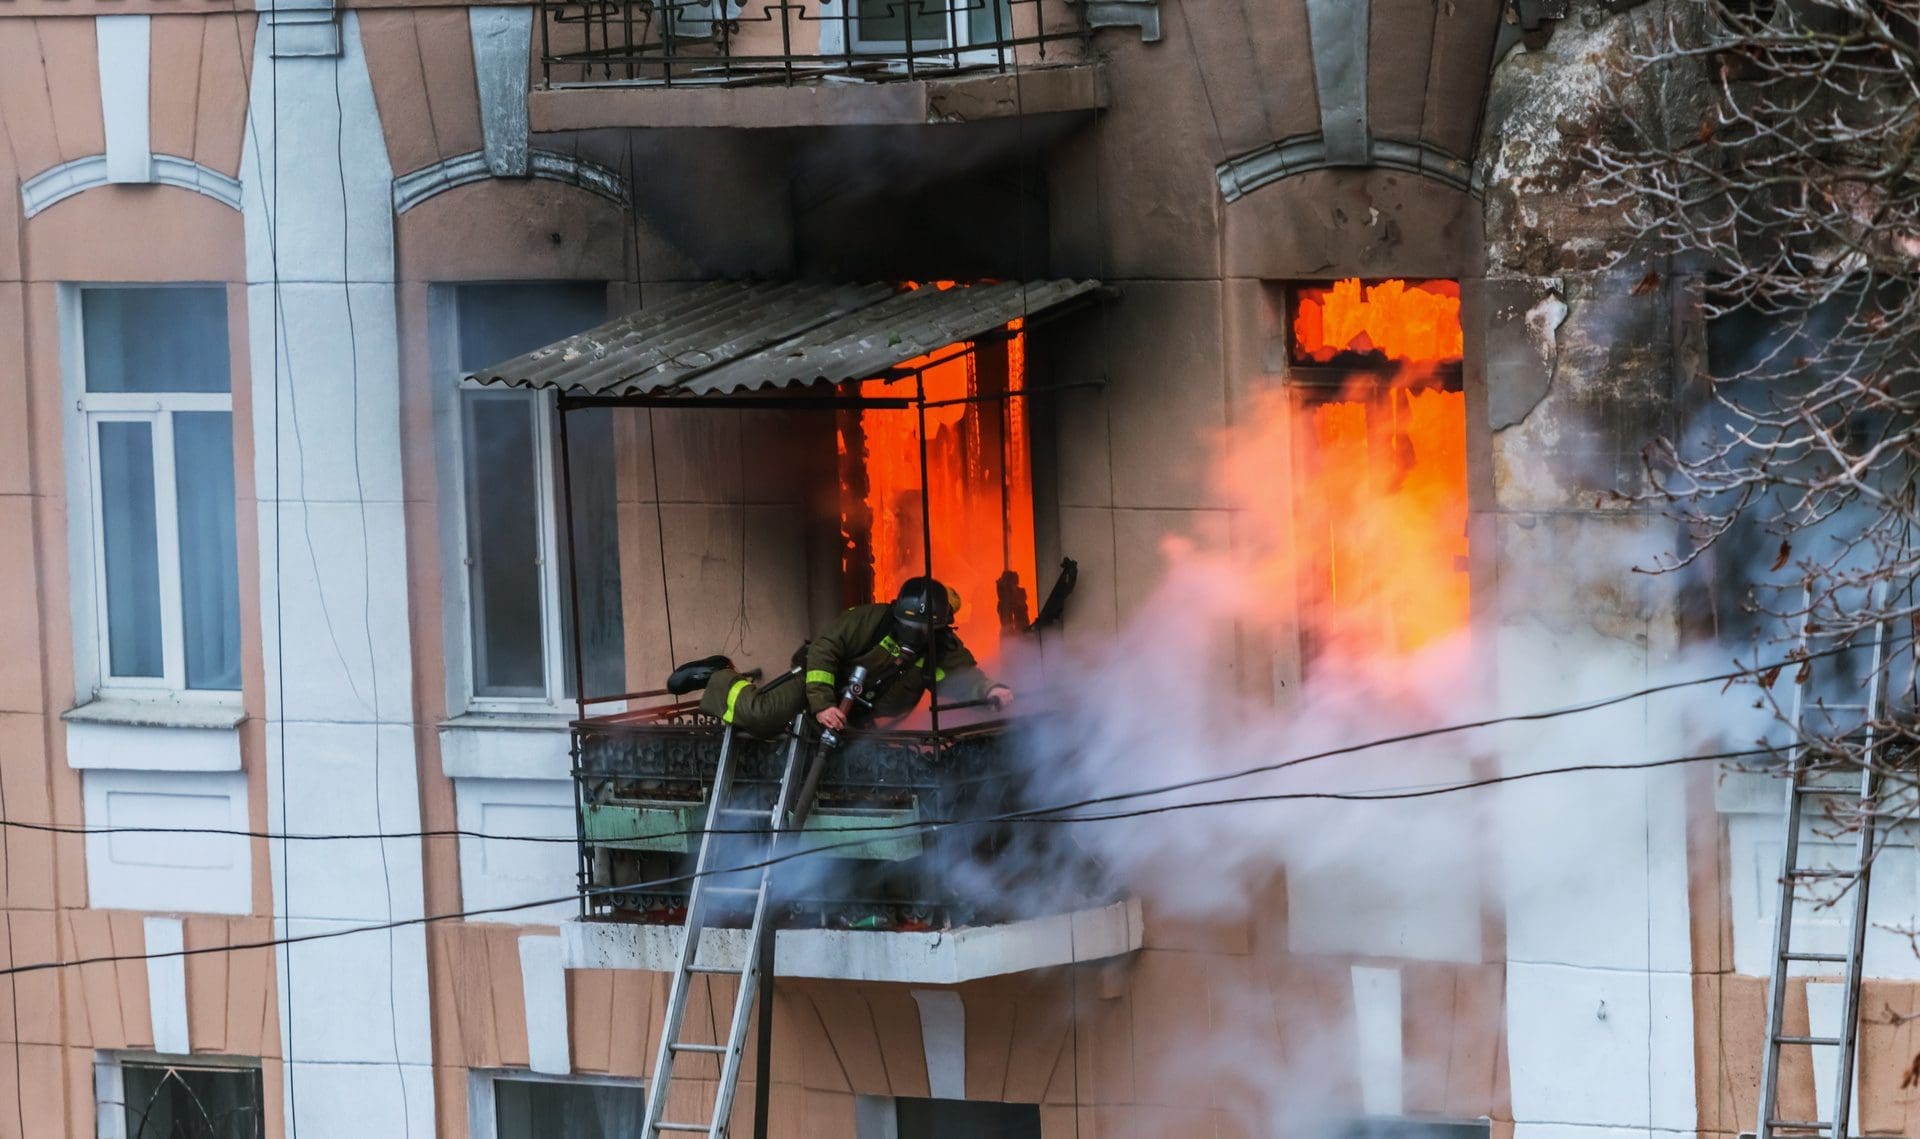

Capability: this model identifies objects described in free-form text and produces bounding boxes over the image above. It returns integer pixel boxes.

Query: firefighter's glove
[987,684,1014,711]
[816,707,849,732]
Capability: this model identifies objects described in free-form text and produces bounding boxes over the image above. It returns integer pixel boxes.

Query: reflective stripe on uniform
[880,636,901,654]
[723,678,753,724]
[805,669,836,687]
[934,667,946,682]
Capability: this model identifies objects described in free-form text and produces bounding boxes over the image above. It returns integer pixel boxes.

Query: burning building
[0,1,1904,1137]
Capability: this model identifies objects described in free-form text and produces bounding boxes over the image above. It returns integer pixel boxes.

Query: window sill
[63,698,245,772]
[63,697,247,732]
[439,712,574,781]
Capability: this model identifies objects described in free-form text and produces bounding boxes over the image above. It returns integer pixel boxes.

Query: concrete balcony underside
[562,897,1142,983]
[530,63,1105,130]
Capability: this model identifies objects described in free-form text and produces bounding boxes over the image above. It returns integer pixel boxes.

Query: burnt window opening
[836,317,1037,666]
[1284,278,1470,664]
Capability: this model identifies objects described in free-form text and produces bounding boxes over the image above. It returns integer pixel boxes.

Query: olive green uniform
[696,603,994,737]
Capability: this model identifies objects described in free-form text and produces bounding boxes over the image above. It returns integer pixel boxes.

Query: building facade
[0,0,1914,1135]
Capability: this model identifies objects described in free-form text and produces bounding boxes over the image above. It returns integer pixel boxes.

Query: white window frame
[466,1069,645,1139]
[823,0,1012,64]
[95,1050,266,1139]
[432,283,614,721]
[457,384,575,713]
[63,283,240,708]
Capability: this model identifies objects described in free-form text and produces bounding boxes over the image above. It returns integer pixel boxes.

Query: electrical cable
[331,43,414,1139]
[0,635,1886,847]
[0,740,1778,981]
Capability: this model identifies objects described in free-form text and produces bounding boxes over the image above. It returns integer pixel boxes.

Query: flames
[1291,279,1468,661]
[838,304,1035,665]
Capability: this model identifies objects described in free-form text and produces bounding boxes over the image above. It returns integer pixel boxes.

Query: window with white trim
[75,287,241,699]
[851,0,1015,54]
[471,1071,646,1138]
[450,283,624,711]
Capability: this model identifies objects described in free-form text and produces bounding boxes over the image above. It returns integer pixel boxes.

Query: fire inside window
[836,305,1036,668]
[1290,278,1469,660]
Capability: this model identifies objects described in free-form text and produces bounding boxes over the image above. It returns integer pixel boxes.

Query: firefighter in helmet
[665,576,1013,738]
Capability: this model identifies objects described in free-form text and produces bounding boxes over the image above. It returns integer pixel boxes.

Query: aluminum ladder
[1755,589,1895,1139]
[641,714,807,1138]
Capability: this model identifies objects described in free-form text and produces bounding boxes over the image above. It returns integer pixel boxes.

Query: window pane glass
[98,421,165,679]
[175,412,242,690]
[965,0,1011,42]
[83,288,231,394]
[561,406,627,700]
[893,1097,1041,1138]
[856,0,950,43]
[465,391,546,697]
[457,283,608,373]
[493,1078,647,1139]
[122,1063,265,1139]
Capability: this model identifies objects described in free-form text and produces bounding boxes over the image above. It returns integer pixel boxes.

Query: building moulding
[21,155,244,219]
[1214,135,1480,203]
[391,149,631,215]
[1304,0,1370,165]
[563,897,1143,984]
[470,6,535,177]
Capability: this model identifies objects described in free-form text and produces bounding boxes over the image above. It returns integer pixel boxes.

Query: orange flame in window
[1291,279,1468,660]
[837,315,1035,666]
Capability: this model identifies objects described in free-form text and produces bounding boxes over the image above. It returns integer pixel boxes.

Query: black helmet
[889,576,955,648]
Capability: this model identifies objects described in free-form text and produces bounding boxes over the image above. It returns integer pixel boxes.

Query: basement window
[105,1058,266,1139]
[837,314,1037,667]
[1286,279,1469,662]
[484,1074,647,1138]
[857,1094,1043,1138]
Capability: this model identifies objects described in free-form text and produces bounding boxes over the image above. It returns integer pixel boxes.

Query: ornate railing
[572,700,1116,930]
[538,0,1090,88]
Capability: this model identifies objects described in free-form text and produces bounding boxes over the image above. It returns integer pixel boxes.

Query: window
[107,1058,265,1139]
[1284,279,1468,665]
[480,1074,647,1139]
[1332,1120,1490,1139]
[858,1095,1042,1139]
[76,287,241,698]
[452,284,624,710]
[852,0,1015,53]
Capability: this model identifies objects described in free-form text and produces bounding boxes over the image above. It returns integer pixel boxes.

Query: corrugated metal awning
[463,278,1105,399]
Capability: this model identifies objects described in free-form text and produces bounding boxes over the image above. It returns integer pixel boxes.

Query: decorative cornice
[1215,134,1481,203]
[391,148,631,214]
[21,154,244,219]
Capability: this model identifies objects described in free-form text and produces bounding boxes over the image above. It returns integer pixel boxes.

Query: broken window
[1287,278,1469,662]
[837,311,1036,666]
[119,1060,265,1139]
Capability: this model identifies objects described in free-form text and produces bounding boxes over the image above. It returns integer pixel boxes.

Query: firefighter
[664,577,1013,738]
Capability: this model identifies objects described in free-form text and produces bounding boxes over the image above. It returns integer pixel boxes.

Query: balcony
[531,0,1111,129]
[563,699,1140,982]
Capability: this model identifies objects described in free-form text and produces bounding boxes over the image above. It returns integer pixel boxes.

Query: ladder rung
[715,807,769,818]
[1795,783,1860,795]
[689,962,742,975]
[670,1042,729,1054]
[1766,1121,1832,1132]
[1781,951,1849,963]
[1787,868,1861,879]
[655,1123,712,1134]
[702,885,761,897]
[1773,1034,1841,1046]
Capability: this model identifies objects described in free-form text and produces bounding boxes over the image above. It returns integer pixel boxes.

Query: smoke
[974,384,1775,1132]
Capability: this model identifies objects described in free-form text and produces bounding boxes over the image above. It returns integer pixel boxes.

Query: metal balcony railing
[538,0,1090,88]
[572,700,1117,931]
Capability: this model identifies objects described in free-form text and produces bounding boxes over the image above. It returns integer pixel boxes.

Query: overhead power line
[0,741,1764,980]
[2,637,1874,846]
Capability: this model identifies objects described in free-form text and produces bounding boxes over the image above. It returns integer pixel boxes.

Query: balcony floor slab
[561,897,1142,983]
[530,63,1106,130]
